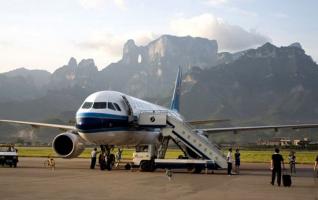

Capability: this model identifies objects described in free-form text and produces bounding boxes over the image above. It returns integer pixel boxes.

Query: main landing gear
[100,145,115,171]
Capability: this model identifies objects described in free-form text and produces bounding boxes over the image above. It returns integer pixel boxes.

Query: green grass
[238,150,318,164]
[16,147,318,164]
[16,147,183,159]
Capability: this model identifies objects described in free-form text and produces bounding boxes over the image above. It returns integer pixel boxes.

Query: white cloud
[228,7,257,17]
[204,0,257,17]
[79,0,127,10]
[77,30,159,59]
[114,0,127,10]
[170,13,270,51]
[0,41,11,48]
[205,0,228,6]
[272,12,289,19]
[76,13,270,68]
[79,0,104,9]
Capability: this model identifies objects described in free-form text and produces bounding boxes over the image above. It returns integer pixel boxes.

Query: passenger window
[82,102,93,109]
[108,102,116,111]
[114,103,121,111]
[93,102,107,109]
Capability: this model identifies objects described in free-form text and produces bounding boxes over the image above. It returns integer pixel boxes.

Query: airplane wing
[186,119,230,126]
[0,119,76,131]
[199,123,318,134]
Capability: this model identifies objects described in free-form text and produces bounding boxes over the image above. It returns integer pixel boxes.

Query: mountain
[0,67,51,102]
[1,35,318,143]
[50,57,99,90]
[98,35,219,98]
[182,42,318,123]
[4,67,51,87]
[179,42,318,143]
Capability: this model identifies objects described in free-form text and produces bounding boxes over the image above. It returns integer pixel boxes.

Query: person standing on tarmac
[227,148,233,176]
[270,148,285,186]
[288,151,296,175]
[235,149,241,175]
[99,151,106,170]
[90,148,98,169]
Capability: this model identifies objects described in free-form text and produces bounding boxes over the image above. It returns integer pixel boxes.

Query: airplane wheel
[109,154,115,164]
[106,154,115,171]
[148,161,155,172]
[140,161,147,171]
[193,166,202,174]
[124,163,131,170]
[106,161,111,171]
[140,160,155,172]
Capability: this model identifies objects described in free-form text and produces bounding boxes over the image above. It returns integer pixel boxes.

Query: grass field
[16,147,184,159]
[15,147,318,164]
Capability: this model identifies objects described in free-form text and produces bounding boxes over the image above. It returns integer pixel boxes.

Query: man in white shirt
[227,148,233,175]
[90,148,98,169]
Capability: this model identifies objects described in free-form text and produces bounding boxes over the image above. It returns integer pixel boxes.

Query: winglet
[170,67,182,112]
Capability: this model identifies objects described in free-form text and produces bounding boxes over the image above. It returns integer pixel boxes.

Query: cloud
[113,0,126,10]
[0,41,12,48]
[79,0,127,10]
[203,0,257,17]
[204,0,228,6]
[228,7,257,17]
[77,13,270,64]
[77,30,159,58]
[272,12,289,19]
[79,0,104,9]
[170,13,270,51]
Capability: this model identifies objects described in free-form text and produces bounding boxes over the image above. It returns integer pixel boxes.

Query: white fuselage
[75,91,181,146]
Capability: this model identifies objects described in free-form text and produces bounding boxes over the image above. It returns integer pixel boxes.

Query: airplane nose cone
[76,117,102,131]
[75,113,129,131]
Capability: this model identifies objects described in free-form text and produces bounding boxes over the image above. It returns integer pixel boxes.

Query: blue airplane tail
[170,67,182,112]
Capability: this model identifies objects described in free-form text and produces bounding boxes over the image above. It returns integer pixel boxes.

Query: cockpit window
[114,103,121,111]
[93,102,107,109]
[108,102,116,111]
[82,102,93,109]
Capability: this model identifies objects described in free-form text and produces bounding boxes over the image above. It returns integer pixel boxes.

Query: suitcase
[282,174,292,187]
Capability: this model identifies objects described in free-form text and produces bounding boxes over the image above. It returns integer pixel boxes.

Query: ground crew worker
[235,148,241,175]
[90,148,98,169]
[227,148,233,176]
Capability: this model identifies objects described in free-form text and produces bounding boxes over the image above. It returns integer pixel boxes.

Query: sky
[0,0,317,73]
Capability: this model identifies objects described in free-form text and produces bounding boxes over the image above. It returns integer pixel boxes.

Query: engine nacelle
[52,132,85,158]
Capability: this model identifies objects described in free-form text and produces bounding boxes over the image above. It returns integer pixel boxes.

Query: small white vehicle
[131,145,156,171]
[0,144,18,168]
[131,145,217,173]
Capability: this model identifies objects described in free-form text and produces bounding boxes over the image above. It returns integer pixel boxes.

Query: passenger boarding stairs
[122,95,227,169]
[162,114,228,169]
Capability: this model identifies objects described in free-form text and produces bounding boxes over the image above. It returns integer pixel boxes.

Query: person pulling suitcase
[270,148,285,186]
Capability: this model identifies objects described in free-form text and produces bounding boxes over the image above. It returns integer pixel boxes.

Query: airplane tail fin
[170,67,182,112]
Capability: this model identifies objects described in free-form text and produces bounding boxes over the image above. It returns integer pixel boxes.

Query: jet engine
[52,132,85,158]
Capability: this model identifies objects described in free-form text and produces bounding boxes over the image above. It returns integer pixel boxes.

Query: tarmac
[0,157,317,200]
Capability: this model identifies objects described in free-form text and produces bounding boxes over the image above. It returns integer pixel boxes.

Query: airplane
[1,67,318,170]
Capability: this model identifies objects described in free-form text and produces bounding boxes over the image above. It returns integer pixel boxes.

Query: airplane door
[122,95,134,123]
